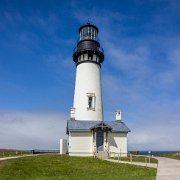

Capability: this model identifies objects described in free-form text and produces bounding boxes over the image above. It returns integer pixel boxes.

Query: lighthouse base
[69,152,94,157]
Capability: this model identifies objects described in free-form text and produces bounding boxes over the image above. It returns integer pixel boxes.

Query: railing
[109,152,128,159]
[76,37,100,44]
[93,143,110,159]
[73,46,104,54]
[32,149,59,154]
[109,152,158,168]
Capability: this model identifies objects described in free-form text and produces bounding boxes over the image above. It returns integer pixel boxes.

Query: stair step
[95,151,109,159]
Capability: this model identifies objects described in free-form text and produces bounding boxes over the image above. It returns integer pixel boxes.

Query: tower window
[88,97,93,108]
[87,93,95,110]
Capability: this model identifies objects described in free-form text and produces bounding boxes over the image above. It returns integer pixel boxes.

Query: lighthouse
[71,22,104,121]
[66,22,130,157]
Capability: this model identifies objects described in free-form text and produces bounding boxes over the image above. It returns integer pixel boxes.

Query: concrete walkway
[155,157,180,180]
[107,157,180,180]
[106,159,158,168]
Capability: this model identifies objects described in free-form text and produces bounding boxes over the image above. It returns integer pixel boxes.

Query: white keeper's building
[66,22,130,157]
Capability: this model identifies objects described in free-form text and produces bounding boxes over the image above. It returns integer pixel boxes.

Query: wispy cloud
[158,48,180,86]
[28,13,60,35]
[0,10,71,52]
[105,43,151,77]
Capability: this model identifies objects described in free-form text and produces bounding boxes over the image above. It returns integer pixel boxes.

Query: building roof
[67,120,131,133]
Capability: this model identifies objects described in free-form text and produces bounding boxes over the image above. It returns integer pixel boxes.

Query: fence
[109,152,158,168]
[32,149,59,154]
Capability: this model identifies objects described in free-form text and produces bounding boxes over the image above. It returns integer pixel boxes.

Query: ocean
[138,151,179,156]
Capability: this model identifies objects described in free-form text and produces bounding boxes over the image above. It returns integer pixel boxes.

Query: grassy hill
[0,155,156,180]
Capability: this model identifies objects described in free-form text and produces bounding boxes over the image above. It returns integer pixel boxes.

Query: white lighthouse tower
[66,22,130,157]
[71,22,104,121]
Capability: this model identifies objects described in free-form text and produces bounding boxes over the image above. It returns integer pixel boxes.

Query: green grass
[0,149,31,158]
[112,156,158,164]
[160,153,180,161]
[0,155,157,180]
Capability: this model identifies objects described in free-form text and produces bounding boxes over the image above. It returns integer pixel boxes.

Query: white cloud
[0,108,179,151]
[128,113,180,151]
[0,111,67,150]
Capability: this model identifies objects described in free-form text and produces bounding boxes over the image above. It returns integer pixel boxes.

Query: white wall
[59,139,67,154]
[73,62,103,121]
[68,132,93,156]
[108,132,128,156]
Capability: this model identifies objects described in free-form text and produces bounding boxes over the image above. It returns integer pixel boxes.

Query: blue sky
[0,0,180,150]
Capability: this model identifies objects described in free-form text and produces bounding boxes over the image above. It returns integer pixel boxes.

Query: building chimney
[115,110,122,121]
[70,107,75,120]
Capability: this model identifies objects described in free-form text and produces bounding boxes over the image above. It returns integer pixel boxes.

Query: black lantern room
[73,22,104,66]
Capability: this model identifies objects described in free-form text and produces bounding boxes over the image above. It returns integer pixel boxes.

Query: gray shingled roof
[67,120,130,133]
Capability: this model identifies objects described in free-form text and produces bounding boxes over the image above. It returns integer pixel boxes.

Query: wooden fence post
[145,158,147,168]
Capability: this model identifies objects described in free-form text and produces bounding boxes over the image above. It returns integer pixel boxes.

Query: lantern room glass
[80,26,98,41]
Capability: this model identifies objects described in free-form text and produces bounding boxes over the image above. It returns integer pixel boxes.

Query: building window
[87,93,95,110]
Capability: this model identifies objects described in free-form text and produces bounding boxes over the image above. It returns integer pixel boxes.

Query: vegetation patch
[0,155,156,180]
[0,149,31,158]
[160,153,180,161]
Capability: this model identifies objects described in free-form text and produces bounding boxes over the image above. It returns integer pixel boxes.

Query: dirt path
[0,154,35,161]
